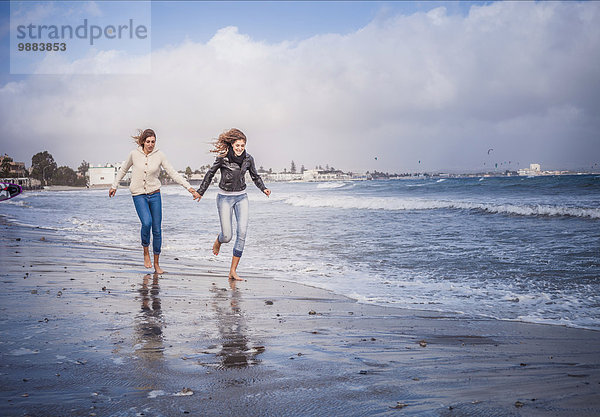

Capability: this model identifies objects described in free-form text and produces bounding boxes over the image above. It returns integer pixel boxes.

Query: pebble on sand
[174,388,194,396]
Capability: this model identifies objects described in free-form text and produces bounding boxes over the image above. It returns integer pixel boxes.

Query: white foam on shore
[10,348,40,356]
[276,194,600,219]
[3,199,29,207]
[316,182,349,189]
[3,180,599,331]
[147,390,166,398]
[276,268,600,330]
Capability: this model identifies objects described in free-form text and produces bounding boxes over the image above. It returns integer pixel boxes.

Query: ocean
[2,175,599,330]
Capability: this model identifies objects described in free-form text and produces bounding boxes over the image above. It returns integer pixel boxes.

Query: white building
[267,172,303,182]
[518,163,542,176]
[188,173,205,182]
[302,169,352,182]
[88,163,130,187]
[0,177,41,189]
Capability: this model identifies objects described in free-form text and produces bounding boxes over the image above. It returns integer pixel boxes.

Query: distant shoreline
[42,185,90,191]
[25,172,600,192]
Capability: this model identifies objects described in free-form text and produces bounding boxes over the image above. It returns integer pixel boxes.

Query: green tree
[290,160,296,174]
[51,166,79,186]
[1,156,14,177]
[77,160,89,176]
[77,160,89,186]
[300,164,306,174]
[31,151,57,186]
[185,166,193,179]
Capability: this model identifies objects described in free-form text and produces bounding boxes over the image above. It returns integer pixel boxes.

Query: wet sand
[1,220,599,416]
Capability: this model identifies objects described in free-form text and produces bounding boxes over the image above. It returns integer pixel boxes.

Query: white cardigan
[112,147,191,196]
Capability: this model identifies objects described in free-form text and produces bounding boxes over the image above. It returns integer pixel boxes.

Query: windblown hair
[132,128,156,147]
[211,128,247,156]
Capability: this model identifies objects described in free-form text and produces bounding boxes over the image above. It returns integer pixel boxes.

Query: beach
[1,220,599,416]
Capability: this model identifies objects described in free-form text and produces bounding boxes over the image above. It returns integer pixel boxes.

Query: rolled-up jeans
[132,191,162,254]
[216,193,249,258]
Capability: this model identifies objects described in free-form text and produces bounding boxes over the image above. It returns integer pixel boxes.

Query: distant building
[88,163,131,187]
[188,173,205,182]
[268,172,303,182]
[302,169,351,182]
[518,163,542,176]
[185,173,204,187]
[0,177,41,189]
[350,172,368,180]
[0,155,28,177]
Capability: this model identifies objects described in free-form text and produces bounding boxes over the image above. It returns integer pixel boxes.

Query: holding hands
[189,188,201,201]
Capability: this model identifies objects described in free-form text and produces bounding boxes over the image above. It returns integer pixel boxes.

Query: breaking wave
[279,195,600,219]
[316,182,352,189]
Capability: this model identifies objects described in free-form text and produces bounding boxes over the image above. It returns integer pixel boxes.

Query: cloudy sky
[1,1,599,174]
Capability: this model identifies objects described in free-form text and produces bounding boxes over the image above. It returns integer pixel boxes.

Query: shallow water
[1,175,599,329]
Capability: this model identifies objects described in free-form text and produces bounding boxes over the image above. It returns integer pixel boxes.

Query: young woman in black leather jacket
[194,128,271,280]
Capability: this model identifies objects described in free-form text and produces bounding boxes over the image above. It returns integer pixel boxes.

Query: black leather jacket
[197,153,266,196]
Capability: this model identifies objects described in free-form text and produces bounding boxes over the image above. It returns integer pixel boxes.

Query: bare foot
[229,255,242,281]
[153,254,164,274]
[143,248,152,268]
[229,271,243,281]
[212,237,221,256]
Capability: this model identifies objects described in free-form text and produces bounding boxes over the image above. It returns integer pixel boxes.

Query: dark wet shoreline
[1,221,599,416]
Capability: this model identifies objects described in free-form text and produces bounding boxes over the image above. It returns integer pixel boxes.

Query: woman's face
[143,136,156,154]
[232,139,246,156]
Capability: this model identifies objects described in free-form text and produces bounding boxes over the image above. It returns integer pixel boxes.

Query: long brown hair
[132,128,156,147]
[211,128,247,157]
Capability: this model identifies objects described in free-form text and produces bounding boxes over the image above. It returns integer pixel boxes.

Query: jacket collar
[225,153,250,161]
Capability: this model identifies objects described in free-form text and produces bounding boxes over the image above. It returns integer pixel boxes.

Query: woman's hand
[109,188,116,198]
[188,188,201,200]
[264,189,271,197]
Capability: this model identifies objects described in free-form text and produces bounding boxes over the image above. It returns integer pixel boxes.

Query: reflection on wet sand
[134,274,164,363]
[211,280,264,368]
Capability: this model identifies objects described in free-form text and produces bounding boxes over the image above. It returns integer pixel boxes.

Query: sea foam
[278,195,600,219]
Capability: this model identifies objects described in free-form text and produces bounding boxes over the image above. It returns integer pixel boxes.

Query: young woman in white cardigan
[109,129,200,273]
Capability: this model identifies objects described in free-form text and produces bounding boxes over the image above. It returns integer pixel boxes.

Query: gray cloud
[1,1,599,173]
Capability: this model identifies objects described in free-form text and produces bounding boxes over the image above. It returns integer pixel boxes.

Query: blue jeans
[132,192,162,254]
[216,193,249,258]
